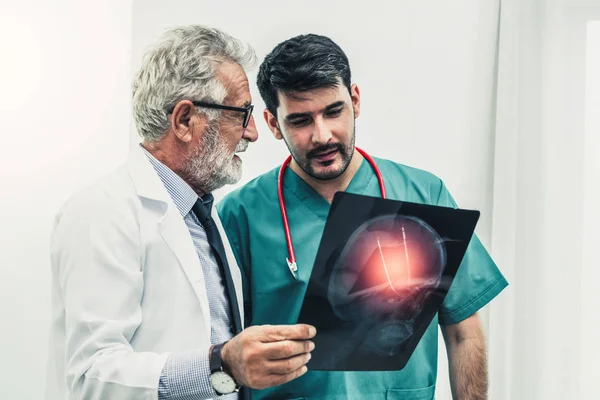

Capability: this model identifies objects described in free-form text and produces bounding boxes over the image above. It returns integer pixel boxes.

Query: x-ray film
[297,192,480,371]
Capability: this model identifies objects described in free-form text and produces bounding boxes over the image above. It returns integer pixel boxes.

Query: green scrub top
[217,156,508,400]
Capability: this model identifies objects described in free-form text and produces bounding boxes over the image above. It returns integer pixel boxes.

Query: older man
[47,25,314,400]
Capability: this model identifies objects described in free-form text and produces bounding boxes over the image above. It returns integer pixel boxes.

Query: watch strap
[210,342,226,374]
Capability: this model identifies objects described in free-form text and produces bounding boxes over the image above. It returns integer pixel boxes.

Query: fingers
[259,324,317,342]
[252,364,309,390]
[268,352,312,375]
[266,365,309,388]
[263,339,315,360]
[226,324,317,390]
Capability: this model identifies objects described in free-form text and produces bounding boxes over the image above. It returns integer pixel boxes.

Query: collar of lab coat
[124,144,245,334]
[126,144,175,205]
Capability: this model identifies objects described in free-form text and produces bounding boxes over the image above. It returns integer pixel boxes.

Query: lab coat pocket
[386,383,435,400]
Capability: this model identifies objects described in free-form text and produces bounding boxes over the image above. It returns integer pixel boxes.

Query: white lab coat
[46,146,244,400]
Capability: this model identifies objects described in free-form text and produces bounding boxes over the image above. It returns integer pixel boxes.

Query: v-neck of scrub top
[282,156,377,219]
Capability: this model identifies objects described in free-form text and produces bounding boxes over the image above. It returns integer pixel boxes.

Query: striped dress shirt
[143,148,238,400]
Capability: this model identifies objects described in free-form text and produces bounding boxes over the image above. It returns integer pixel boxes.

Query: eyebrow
[226,100,251,109]
[285,100,346,122]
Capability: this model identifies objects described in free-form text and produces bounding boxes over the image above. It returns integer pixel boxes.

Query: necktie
[192,198,243,335]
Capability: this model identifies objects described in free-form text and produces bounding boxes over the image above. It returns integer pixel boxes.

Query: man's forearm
[443,314,488,400]
[158,349,220,400]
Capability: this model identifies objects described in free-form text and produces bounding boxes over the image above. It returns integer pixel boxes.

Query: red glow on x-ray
[348,227,442,299]
[342,216,446,305]
[365,243,424,291]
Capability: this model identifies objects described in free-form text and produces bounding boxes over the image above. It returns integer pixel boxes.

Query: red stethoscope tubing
[277,147,386,270]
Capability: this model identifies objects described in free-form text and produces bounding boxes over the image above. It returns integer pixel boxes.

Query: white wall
[132,1,500,398]
[580,17,600,398]
[0,1,501,397]
[487,1,600,398]
[0,1,132,398]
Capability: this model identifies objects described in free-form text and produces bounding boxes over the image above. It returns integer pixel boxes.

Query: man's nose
[311,117,332,145]
[242,115,259,142]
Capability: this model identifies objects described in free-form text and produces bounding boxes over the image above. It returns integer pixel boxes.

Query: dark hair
[257,34,352,118]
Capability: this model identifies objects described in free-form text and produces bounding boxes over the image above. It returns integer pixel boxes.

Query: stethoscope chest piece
[287,258,298,280]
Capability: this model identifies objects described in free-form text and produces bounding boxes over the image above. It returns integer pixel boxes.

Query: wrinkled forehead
[275,83,348,118]
[217,61,251,105]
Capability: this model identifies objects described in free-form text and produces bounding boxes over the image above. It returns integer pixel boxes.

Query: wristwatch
[209,342,239,395]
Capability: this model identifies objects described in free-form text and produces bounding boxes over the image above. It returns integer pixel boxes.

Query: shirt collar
[141,145,213,216]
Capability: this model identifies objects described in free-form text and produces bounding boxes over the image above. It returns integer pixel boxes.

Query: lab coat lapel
[126,146,211,337]
[159,208,211,334]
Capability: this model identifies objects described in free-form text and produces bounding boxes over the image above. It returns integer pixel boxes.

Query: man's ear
[170,100,206,142]
[350,83,361,119]
[264,108,283,140]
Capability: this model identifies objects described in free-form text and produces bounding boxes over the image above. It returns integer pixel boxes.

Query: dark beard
[292,124,356,181]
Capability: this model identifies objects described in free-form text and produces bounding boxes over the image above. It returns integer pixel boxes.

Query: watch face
[210,371,237,394]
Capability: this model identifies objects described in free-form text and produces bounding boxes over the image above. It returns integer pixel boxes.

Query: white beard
[181,122,248,194]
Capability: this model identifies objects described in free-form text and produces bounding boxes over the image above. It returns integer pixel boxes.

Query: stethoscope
[277,147,387,280]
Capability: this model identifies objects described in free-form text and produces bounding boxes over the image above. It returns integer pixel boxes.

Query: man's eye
[290,118,311,127]
[326,109,343,118]
[232,112,245,121]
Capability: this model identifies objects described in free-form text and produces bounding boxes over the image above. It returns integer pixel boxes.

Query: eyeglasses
[168,101,254,129]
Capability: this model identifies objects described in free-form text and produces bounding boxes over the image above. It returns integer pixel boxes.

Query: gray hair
[132,25,256,142]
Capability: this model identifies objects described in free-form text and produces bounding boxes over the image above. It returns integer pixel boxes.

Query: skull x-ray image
[328,215,447,358]
[297,192,480,371]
